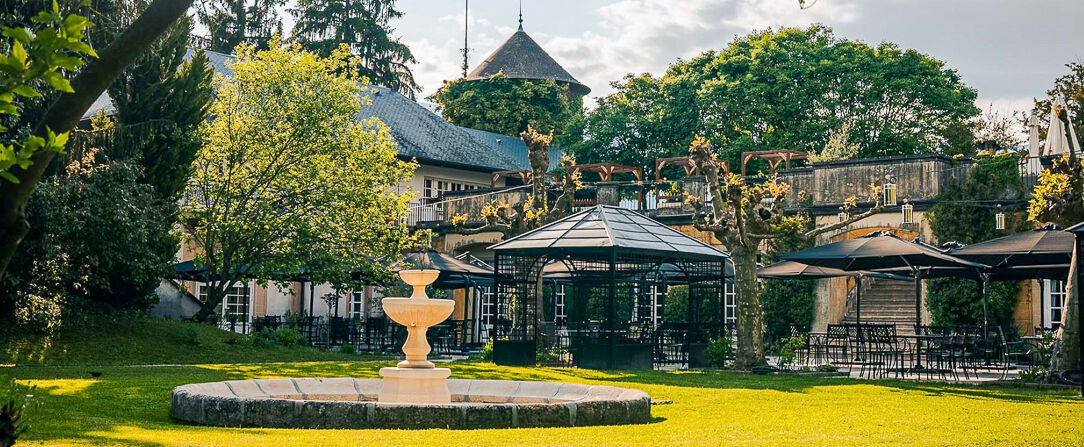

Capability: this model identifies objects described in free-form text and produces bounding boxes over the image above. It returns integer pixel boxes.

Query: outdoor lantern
[883,182,898,206]
[901,199,914,224]
[995,205,1006,230]
[838,206,849,223]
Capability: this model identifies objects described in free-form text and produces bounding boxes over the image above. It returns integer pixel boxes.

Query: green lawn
[3,360,1083,446]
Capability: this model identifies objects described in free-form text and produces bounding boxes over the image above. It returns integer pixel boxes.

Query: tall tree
[571,74,697,179]
[579,25,979,170]
[290,0,419,97]
[181,41,416,321]
[103,13,213,199]
[196,0,284,53]
[686,137,884,368]
[0,0,196,279]
[431,74,576,137]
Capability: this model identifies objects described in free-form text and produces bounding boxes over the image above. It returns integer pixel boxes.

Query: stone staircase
[841,277,917,334]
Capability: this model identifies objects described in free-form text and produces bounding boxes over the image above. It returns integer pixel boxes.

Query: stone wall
[779,154,972,209]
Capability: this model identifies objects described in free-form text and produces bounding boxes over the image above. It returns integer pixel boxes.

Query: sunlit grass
[2,360,1082,446]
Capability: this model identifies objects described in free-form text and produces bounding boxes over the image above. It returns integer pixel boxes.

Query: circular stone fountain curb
[170,378,651,429]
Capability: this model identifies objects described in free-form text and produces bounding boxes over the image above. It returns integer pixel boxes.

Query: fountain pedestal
[378,269,455,404]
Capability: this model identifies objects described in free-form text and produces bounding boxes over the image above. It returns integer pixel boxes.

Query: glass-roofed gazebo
[489,205,732,370]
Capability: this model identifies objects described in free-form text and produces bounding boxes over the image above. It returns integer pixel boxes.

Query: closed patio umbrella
[1044,95,1080,156]
[781,231,987,328]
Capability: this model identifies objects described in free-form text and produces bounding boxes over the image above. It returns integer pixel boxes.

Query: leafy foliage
[432,73,577,137]
[0,150,175,331]
[706,335,734,368]
[290,0,418,97]
[100,13,213,199]
[570,74,696,179]
[0,379,31,447]
[195,0,284,53]
[181,40,416,321]
[579,25,979,171]
[0,2,95,182]
[252,327,306,348]
[1027,153,1084,227]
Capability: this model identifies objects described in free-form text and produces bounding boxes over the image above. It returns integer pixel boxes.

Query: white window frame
[479,286,495,326]
[554,284,567,323]
[349,289,366,320]
[423,177,485,206]
[1043,279,1066,329]
[198,282,252,324]
[724,281,737,325]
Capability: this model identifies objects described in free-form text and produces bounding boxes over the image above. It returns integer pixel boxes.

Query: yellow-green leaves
[184,41,416,291]
[1,5,95,182]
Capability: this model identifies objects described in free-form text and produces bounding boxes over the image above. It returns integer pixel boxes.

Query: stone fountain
[377,269,455,403]
[170,269,652,429]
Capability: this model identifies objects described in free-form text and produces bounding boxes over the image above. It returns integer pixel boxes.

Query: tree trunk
[1051,245,1080,376]
[732,245,765,369]
[0,0,195,279]
[193,282,229,323]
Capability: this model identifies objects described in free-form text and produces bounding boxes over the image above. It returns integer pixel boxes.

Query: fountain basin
[381,297,455,328]
[170,378,651,429]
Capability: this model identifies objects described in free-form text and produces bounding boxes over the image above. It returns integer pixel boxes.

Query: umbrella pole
[981,273,992,367]
[854,275,863,362]
[913,270,925,370]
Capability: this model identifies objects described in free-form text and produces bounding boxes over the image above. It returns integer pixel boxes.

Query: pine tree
[290,0,419,98]
[197,0,285,53]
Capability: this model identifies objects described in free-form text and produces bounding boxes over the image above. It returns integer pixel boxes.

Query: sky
[381,0,1084,120]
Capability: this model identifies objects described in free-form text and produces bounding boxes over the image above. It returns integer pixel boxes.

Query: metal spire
[462,0,469,77]
[518,0,523,31]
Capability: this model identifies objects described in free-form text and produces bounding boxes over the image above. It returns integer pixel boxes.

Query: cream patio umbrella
[1025,114,1043,175]
[1044,95,1080,156]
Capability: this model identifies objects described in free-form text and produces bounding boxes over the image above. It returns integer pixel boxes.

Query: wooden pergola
[740,149,808,176]
[571,163,643,182]
[491,170,558,187]
[654,156,731,181]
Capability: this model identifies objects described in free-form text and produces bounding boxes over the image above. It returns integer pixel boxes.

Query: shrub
[480,339,494,362]
[252,328,307,348]
[777,336,806,371]
[706,335,734,368]
[174,326,203,347]
[0,381,32,447]
[339,344,356,354]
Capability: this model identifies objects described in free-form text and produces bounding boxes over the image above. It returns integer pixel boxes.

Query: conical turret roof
[466,28,590,96]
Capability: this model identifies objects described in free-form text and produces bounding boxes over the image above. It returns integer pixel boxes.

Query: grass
[0,312,378,366]
[2,360,1082,446]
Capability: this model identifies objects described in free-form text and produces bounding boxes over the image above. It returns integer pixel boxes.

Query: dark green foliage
[760,279,816,347]
[579,25,979,172]
[760,230,816,348]
[706,334,734,368]
[0,157,176,329]
[927,155,1027,328]
[290,0,418,97]
[0,380,30,447]
[570,74,697,179]
[252,327,307,348]
[927,280,1017,329]
[102,14,214,199]
[431,74,576,137]
[196,0,285,53]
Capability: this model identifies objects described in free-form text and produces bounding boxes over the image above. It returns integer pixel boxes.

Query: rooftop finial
[518,0,523,31]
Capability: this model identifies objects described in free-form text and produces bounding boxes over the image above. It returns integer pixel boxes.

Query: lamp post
[995,204,1006,230]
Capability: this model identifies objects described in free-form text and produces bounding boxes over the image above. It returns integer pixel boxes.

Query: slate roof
[358,86,521,172]
[466,28,590,96]
[459,126,563,171]
[83,49,522,173]
[490,205,730,261]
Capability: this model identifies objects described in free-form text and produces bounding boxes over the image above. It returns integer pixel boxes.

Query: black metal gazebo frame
[489,205,732,370]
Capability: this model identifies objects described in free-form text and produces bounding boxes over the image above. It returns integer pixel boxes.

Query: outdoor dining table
[894,333,944,371]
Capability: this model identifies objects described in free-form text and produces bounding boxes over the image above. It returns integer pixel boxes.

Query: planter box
[573,342,653,370]
[493,340,536,366]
